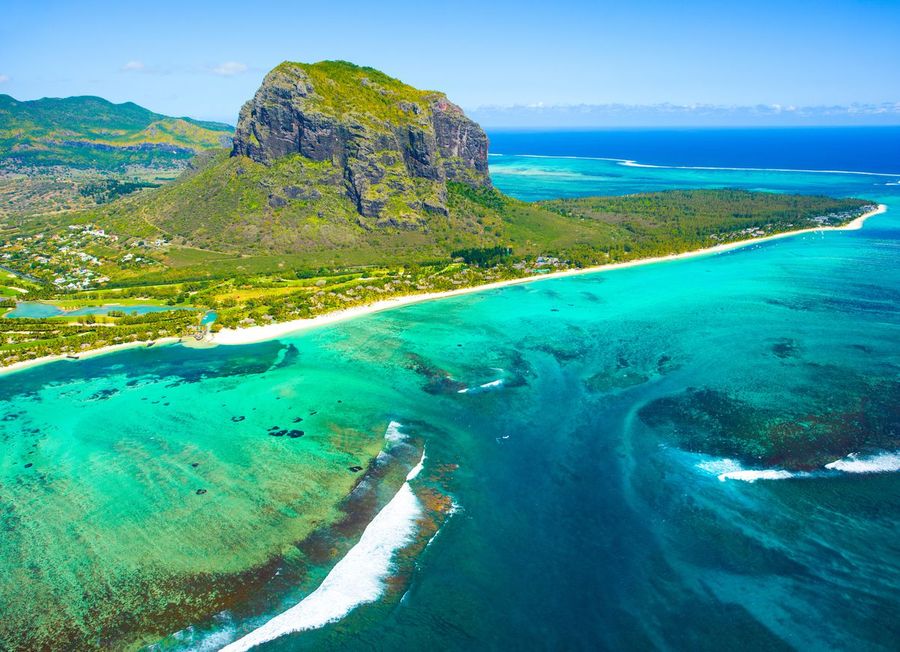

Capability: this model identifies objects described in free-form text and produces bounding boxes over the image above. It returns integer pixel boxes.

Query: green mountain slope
[0,94,232,170]
[59,61,872,274]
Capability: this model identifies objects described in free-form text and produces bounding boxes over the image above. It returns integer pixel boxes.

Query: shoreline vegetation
[211,203,886,344]
[1,203,885,375]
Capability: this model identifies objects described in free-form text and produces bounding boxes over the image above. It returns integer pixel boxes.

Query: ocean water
[1,130,899,650]
[487,127,900,175]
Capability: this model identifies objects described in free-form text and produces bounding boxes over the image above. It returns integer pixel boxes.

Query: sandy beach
[0,203,886,372]
[0,337,182,376]
[211,203,887,346]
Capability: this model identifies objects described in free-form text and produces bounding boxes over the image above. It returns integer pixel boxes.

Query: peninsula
[0,61,880,368]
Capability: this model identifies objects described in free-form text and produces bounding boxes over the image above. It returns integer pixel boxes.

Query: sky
[1,0,899,126]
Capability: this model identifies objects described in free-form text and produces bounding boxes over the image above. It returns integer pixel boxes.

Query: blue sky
[1,0,898,126]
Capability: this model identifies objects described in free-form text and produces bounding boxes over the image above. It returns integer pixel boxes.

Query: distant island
[0,61,880,369]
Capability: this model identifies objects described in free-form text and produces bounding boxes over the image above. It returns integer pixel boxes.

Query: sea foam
[220,423,424,651]
[458,379,504,394]
[717,468,795,482]
[695,458,796,482]
[697,450,900,484]
[221,484,421,651]
[384,420,406,443]
[407,449,426,481]
[824,451,900,474]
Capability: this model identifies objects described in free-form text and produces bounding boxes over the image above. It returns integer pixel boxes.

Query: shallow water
[1,147,899,650]
[5,301,192,318]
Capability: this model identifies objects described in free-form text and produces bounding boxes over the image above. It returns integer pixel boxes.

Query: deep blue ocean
[487,127,900,175]
[2,129,899,651]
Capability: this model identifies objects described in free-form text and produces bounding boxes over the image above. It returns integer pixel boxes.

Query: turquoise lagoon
[5,302,192,318]
[1,154,899,649]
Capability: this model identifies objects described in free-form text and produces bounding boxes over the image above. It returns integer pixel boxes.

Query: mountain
[97,60,532,257]
[63,61,874,272]
[233,60,491,220]
[0,94,233,171]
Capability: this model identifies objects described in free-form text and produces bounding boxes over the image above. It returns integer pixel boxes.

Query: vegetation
[0,95,233,217]
[0,65,877,367]
[279,60,442,126]
[536,189,873,265]
[0,183,875,367]
[78,178,160,203]
[0,94,232,171]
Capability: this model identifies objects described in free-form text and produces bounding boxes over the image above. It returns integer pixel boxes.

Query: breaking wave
[824,451,900,474]
[384,420,406,443]
[220,484,421,651]
[222,468,422,646]
[695,458,800,482]
[220,423,426,651]
[458,379,504,394]
[696,451,900,483]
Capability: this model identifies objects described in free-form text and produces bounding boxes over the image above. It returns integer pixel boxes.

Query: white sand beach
[211,203,887,346]
[0,337,182,375]
[0,203,886,372]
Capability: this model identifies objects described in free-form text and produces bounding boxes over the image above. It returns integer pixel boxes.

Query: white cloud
[121,60,145,72]
[468,102,900,127]
[212,61,248,77]
[0,74,9,83]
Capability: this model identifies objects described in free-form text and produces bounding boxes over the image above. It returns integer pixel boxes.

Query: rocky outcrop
[231,61,490,223]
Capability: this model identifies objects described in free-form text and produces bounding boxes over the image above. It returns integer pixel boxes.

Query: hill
[0,94,232,171]
[0,60,877,366]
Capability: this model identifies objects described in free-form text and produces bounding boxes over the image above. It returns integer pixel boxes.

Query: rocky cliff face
[231,61,490,225]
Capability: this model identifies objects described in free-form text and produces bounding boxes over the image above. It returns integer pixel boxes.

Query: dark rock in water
[24,463,33,468]
[337,400,342,403]
[268,429,287,437]
[88,388,119,401]
[550,308,559,312]
[292,417,303,423]
[163,402,170,407]
[231,416,246,422]
[457,343,463,347]
[196,489,207,495]
[309,410,318,416]
[633,385,900,470]
[349,465,364,472]
[268,425,280,430]
[406,351,467,394]
[424,376,468,395]
[656,355,678,374]
[585,368,650,393]
[772,338,800,359]
[286,429,304,438]
[191,462,200,468]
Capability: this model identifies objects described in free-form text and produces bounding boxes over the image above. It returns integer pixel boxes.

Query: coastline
[0,337,182,376]
[0,203,886,372]
[211,203,887,346]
